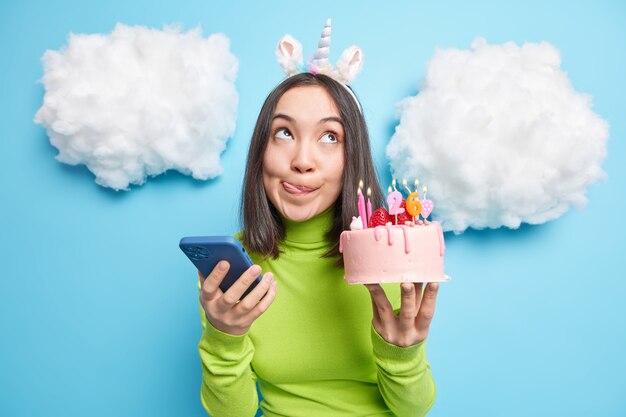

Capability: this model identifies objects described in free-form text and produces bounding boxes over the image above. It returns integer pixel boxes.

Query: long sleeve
[197,306,259,417]
[193,212,439,416]
[371,325,436,417]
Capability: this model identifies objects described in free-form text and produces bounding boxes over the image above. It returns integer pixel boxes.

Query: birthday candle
[366,187,372,226]
[402,178,412,194]
[386,182,405,225]
[358,181,367,229]
[408,179,421,223]
[387,190,405,215]
[420,185,434,220]
[406,191,421,221]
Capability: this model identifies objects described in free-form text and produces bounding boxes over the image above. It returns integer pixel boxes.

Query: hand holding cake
[367,281,440,347]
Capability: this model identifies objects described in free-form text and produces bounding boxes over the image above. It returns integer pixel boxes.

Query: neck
[281,206,335,246]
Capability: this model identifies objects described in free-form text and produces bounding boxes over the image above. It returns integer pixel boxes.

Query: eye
[274,128,293,140]
[319,132,338,144]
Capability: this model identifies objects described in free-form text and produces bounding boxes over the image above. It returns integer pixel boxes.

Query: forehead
[274,85,340,119]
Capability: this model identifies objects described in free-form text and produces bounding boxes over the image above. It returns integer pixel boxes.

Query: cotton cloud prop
[35,24,238,190]
[387,38,608,233]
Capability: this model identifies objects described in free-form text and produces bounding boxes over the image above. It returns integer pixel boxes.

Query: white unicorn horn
[310,18,332,73]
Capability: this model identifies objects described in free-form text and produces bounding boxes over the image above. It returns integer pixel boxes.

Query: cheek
[262,163,282,185]
[262,163,276,198]
[325,155,345,197]
[329,150,345,184]
[262,147,277,180]
[262,169,271,193]
[262,143,288,177]
[262,148,284,206]
[331,164,344,185]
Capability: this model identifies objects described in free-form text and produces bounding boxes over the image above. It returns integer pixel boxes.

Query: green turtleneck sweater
[198,208,436,417]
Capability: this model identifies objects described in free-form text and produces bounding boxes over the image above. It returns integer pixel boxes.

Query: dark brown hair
[241,73,384,263]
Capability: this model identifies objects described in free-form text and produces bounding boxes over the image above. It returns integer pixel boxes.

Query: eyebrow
[272,113,344,126]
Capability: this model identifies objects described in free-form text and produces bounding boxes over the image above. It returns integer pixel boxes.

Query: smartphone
[179,236,262,299]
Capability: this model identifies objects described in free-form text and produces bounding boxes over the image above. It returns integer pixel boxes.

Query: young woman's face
[262,85,345,222]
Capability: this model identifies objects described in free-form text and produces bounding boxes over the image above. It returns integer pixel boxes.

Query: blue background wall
[1,1,624,416]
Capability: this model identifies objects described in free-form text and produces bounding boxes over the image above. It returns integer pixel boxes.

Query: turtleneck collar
[280,206,335,253]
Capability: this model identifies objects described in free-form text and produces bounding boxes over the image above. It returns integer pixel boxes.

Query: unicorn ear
[334,46,363,84]
[276,34,303,77]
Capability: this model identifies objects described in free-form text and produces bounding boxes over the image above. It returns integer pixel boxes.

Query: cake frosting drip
[386,224,393,245]
[374,227,381,242]
[340,221,445,256]
[402,226,410,254]
[339,221,447,284]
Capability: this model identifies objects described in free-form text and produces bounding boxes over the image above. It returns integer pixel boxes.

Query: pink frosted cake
[339,222,448,284]
[340,179,449,284]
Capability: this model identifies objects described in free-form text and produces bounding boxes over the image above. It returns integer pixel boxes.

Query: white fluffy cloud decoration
[387,38,608,233]
[35,23,238,191]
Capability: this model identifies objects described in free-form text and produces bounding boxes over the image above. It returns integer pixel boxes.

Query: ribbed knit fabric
[198,208,436,417]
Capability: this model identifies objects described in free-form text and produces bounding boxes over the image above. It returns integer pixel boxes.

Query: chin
[280,204,320,222]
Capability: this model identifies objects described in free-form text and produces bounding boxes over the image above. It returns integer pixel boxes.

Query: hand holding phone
[180,236,262,298]
[180,236,278,335]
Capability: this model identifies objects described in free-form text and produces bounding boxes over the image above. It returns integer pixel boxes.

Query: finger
[414,282,424,310]
[201,261,229,300]
[236,272,275,313]
[245,277,278,321]
[416,282,439,334]
[399,283,418,332]
[219,264,263,310]
[198,270,206,285]
[365,285,382,327]
[365,284,395,322]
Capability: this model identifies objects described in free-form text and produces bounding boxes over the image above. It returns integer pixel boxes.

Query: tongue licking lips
[283,182,315,195]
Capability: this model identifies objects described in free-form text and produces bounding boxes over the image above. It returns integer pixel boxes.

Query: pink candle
[387,190,405,216]
[358,188,367,229]
[366,187,372,226]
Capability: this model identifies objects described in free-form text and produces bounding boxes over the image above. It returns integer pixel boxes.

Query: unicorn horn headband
[310,18,332,74]
[276,19,363,106]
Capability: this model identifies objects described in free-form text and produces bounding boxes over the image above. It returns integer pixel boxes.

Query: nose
[291,141,316,174]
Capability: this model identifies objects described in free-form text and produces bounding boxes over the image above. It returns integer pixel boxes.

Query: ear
[334,46,363,84]
[276,34,303,76]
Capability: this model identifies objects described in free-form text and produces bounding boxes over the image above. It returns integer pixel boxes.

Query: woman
[197,73,440,417]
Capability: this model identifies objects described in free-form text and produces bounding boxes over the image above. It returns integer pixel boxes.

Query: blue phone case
[179,236,262,299]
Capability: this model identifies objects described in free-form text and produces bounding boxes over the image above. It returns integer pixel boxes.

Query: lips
[282,181,318,195]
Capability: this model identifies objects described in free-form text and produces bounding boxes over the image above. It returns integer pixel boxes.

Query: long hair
[241,73,383,264]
